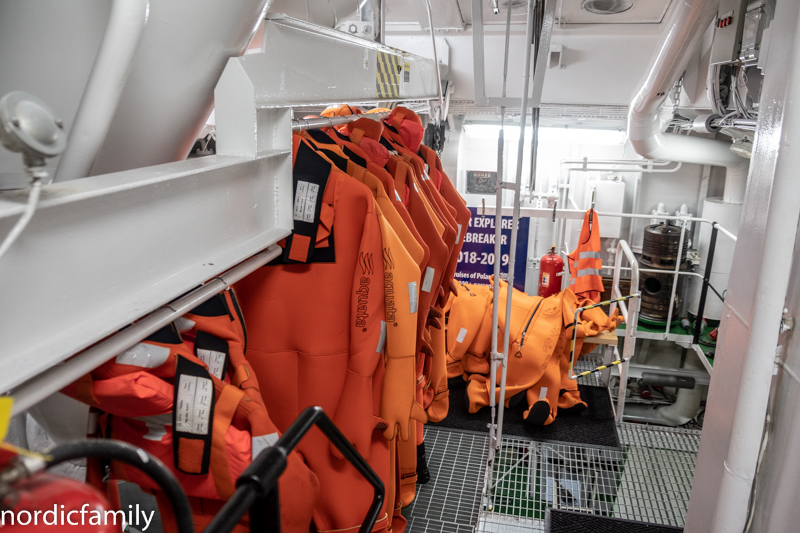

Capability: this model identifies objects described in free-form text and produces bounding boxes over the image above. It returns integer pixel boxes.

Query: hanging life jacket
[62,322,319,533]
[567,209,604,303]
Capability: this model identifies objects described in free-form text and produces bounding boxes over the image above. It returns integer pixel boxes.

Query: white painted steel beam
[230,14,440,109]
[0,151,292,393]
[407,0,465,31]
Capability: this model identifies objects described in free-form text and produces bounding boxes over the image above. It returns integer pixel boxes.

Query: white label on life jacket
[456,224,462,244]
[294,181,319,223]
[174,317,196,333]
[116,343,170,369]
[197,348,226,380]
[376,321,387,353]
[252,432,279,461]
[421,267,435,293]
[538,387,548,401]
[408,281,418,314]
[176,375,213,435]
[456,328,468,343]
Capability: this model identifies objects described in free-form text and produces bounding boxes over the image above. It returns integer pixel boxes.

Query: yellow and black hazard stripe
[573,357,630,379]
[376,51,403,98]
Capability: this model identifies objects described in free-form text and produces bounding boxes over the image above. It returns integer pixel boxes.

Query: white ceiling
[385,0,675,29]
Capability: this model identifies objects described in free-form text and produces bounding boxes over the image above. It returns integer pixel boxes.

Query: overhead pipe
[627,0,749,204]
[53,0,149,182]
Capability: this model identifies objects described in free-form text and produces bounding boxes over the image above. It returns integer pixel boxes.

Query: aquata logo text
[356,277,370,328]
[383,248,397,323]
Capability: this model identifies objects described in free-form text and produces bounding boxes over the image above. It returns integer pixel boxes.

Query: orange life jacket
[63,322,319,533]
[567,209,604,303]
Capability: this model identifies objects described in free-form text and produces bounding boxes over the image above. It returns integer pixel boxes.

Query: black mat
[429,378,621,450]
[546,509,683,532]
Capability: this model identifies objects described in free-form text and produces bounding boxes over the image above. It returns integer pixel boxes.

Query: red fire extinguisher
[538,246,564,298]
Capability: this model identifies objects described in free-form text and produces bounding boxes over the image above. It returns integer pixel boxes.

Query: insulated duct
[627,0,749,205]
[629,0,749,323]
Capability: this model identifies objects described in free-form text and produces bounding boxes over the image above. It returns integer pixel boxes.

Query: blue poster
[455,207,529,292]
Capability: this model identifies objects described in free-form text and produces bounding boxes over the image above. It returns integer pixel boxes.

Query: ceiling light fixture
[582,0,635,15]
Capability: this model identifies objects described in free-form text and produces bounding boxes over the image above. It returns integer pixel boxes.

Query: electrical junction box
[739,1,775,64]
[336,20,376,42]
[710,0,749,65]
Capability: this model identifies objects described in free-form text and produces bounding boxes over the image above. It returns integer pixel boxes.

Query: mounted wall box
[549,44,564,69]
[710,0,750,65]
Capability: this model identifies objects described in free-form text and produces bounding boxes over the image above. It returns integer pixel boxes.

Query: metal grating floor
[404,430,489,533]
[403,353,700,533]
[478,424,699,532]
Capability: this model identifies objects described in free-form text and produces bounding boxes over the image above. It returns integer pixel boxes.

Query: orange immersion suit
[234,136,391,533]
[445,282,493,379]
[464,280,621,426]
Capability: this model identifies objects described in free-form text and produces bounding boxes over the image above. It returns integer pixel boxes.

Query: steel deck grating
[403,429,489,532]
[404,417,699,533]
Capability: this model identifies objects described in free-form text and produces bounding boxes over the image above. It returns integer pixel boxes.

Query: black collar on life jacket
[272,141,335,265]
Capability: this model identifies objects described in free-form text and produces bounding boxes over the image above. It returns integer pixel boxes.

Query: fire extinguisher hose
[46,439,194,533]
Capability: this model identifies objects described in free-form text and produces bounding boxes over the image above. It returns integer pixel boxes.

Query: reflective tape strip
[456,328,468,343]
[174,317,196,333]
[421,267,435,293]
[538,387,548,401]
[252,433,279,461]
[376,321,387,353]
[576,268,602,277]
[579,251,602,260]
[408,282,418,314]
[134,413,172,441]
[116,343,170,369]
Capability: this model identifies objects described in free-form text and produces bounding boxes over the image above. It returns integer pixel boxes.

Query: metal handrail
[611,240,640,422]
[203,406,384,533]
[567,293,640,382]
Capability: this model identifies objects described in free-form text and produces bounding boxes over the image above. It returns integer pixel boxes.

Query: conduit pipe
[53,0,149,182]
[627,0,749,204]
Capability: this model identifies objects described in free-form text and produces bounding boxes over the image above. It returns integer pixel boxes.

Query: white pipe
[379,0,386,44]
[292,111,390,131]
[627,0,749,204]
[496,0,535,448]
[53,0,149,182]
[422,0,444,123]
[564,164,682,174]
[561,159,675,167]
[487,0,515,457]
[0,177,42,263]
[7,244,282,414]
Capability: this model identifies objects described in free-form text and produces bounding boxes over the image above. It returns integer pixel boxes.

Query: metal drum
[638,223,691,324]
